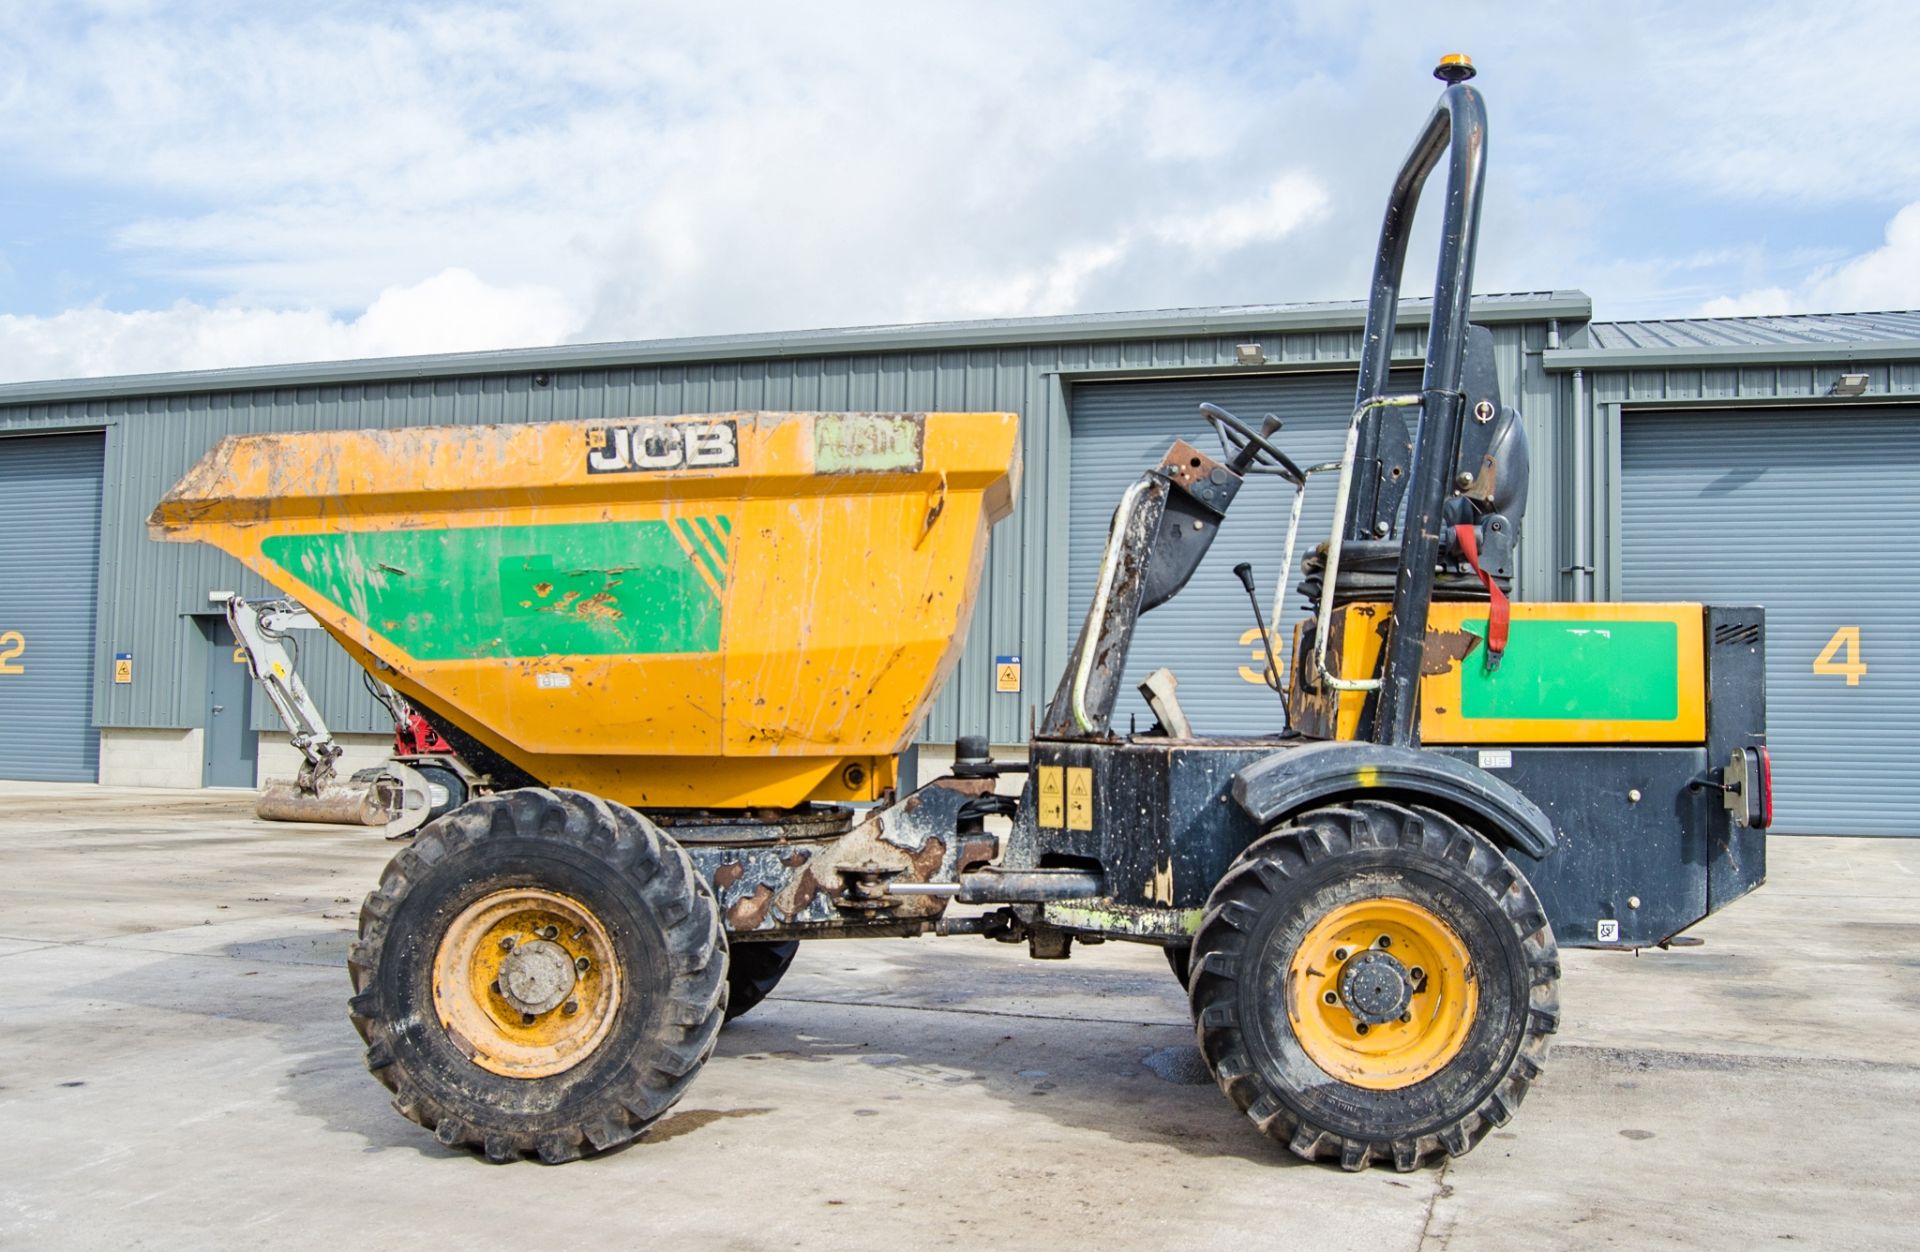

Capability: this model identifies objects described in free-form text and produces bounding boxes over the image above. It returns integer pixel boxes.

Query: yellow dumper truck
[150,57,1769,1170]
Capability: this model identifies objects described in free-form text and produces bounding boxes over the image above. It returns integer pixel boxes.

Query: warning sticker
[113,652,133,684]
[1037,765,1064,828]
[1596,919,1620,943]
[994,654,1022,693]
[1066,766,1094,831]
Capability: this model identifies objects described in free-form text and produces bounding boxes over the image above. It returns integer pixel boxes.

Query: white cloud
[1628,6,1920,206]
[1690,201,1920,317]
[349,269,578,357]
[914,174,1333,321]
[1806,202,1920,311]
[0,1,1917,382]
[0,268,577,381]
[926,241,1131,323]
[1695,288,1794,318]
[1152,175,1332,253]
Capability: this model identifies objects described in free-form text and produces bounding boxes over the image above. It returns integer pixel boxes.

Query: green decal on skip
[261,519,728,660]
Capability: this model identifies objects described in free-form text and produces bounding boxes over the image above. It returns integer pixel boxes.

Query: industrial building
[0,292,1912,835]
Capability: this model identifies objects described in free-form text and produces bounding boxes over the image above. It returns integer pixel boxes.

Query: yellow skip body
[150,411,1020,809]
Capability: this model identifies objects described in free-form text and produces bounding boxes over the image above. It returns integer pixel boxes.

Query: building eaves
[0,291,1591,407]
[1547,309,1920,371]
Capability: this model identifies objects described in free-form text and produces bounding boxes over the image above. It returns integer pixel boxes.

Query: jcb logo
[586,419,738,474]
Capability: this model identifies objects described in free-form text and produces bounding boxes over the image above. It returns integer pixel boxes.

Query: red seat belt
[1454,523,1509,673]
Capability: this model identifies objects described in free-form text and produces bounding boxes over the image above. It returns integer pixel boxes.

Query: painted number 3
[1812,625,1866,686]
[1238,627,1279,686]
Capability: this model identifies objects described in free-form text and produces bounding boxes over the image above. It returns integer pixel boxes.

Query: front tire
[1189,800,1558,1172]
[348,788,727,1163]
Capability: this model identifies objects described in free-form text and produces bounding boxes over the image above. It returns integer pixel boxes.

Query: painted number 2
[0,630,23,675]
[1812,625,1866,686]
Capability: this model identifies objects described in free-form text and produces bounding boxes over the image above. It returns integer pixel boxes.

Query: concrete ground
[0,783,1914,1251]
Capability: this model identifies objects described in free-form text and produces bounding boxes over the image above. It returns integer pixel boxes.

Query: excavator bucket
[151,411,1020,811]
[255,778,387,826]
[253,762,433,835]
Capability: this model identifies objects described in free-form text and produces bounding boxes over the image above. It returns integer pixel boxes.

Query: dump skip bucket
[152,411,1020,810]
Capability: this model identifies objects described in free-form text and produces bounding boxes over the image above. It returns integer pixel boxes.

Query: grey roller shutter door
[1620,406,1919,836]
[0,432,104,781]
[1069,371,1414,734]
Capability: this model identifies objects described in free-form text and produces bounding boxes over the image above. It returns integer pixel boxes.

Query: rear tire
[723,940,799,1022]
[1189,800,1557,1172]
[348,788,727,1163]
[410,761,468,822]
[1165,942,1191,989]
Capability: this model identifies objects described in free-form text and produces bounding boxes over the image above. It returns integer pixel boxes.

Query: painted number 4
[1812,626,1866,687]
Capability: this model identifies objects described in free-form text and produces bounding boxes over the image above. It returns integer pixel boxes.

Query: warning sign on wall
[113,652,133,684]
[994,654,1022,693]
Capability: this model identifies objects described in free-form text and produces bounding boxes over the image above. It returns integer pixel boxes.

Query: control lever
[1233,562,1291,726]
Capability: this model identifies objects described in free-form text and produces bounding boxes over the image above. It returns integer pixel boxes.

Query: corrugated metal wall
[0,305,1568,751]
[1618,405,1920,835]
[1559,360,1920,601]
[0,432,104,780]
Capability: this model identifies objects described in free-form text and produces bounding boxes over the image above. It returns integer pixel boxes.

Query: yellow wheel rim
[1286,896,1477,1091]
[432,887,622,1079]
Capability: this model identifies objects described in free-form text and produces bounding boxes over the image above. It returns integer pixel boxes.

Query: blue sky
[0,0,1915,382]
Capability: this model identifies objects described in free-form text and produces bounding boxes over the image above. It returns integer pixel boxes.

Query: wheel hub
[1339,948,1413,1025]
[431,887,621,1079]
[497,939,578,1015]
[1284,895,1479,1091]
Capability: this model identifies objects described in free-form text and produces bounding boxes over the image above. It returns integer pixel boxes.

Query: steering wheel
[1199,402,1306,484]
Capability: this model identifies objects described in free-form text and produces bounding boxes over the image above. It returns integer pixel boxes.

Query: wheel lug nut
[575,957,591,973]
[1377,935,1392,949]
[540,926,559,940]
[1410,966,1426,982]
[1355,1022,1369,1035]
[499,936,516,951]
[1400,1012,1412,1023]
[562,1001,578,1016]
[1323,990,1339,1006]
[1334,947,1349,961]
[521,1012,536,1025]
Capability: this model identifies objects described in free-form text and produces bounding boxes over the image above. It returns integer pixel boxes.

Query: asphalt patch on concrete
[1140,1044,1212,1084]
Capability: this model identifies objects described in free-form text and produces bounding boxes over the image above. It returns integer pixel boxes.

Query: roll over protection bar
[1346,72,1490,748]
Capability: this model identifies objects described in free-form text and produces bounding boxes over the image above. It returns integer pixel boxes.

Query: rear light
[1723,746,1770,829]
[1757,745,1773,829]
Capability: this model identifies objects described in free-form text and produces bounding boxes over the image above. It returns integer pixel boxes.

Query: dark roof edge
[0,292,1592,406]
[1545,339,1920,371]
